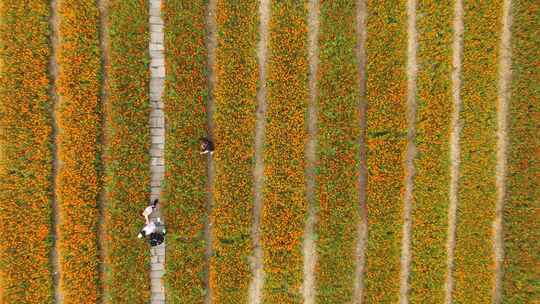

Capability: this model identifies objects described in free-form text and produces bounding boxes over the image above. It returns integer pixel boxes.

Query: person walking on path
[142,199,159,224]
[138,220,157,239]
[200,137,215,155]
[138,217,166,244]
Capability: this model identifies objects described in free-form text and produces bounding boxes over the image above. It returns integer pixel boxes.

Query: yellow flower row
[210,0,259,302]
[453,1,502,303]
[315,1,361,303]
[0,2,54,303]
[409,1,453,302]
[363,1,408,302]
[261,2,308,303]
[162,0,209,302]
[502,1,539,302]
[56,1,102,302]
[104,1,151,302]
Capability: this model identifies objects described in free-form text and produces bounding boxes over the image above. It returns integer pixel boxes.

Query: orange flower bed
[56,1,102,302]
[162,0,209,302]
[104,1,151,303]
[409,1,452,302]
[261,2,308,303]
[363,1,408,302]
[315,1,361,302]
[210,0,258,302]
[502,1,540,302]
[0,2,54,303]
[453,2,501,303]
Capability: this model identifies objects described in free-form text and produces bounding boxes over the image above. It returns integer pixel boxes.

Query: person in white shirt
[138,221,157,239]
[142,199,159,224]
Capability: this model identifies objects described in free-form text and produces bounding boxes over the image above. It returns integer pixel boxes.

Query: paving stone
[150,269,164,278]
[150,16,164,25]
[150,24,164,33]
[151,168,164,176]
[149,7,161,16]
[151,136,165,144]
[151,66,166,78]
[151,188,162,197]
[151,300,165,304]
[150,109,164,118]
[149,0,161,9]
[150,77,165,88]
[150,148,164,158]
[152,292,166,301]
[151,261,164,271]
[150,166,165,173]
[150,32,164,44]
[155,246,165,255]
[151,255,158,264]
[150,50,164,59]
[150,128,165,136]
[157,254,165,263]
[151,157,165,166]
[151,282,164,293]
[150,92,163,102]
[151,101,165,109]
[150,117,165,128]
[149,42,164,51]
[151,58,165,67]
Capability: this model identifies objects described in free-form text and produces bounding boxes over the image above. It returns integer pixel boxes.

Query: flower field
[0,1,54,303]
[503,1,540,303]
[363,0,408,302]
[0,1,538,304]
[453,1,502,303]
[261,1,308,303]
[314,0,360,302]
[56,1,102,302]
[409,0,453,302]
[162,0,208,302]
[104,1,150,303]
[210,0,259,303]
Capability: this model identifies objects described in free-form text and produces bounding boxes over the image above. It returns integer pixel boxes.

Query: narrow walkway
[400,0,418,303]
[493,0,512,302]
[48,0,62,303]
[445,0,464,302]
[302,0,320,303]
[149,0,166,303]
[204,0,217,303]
[354,0,368,303]
[249,0,270,302]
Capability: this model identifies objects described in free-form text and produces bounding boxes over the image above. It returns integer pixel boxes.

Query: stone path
[149,0,166,303]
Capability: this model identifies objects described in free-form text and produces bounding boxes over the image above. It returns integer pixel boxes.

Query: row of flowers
[452,2,501,303]
[314,1,361,303]
[503,2,540,302]
[0,2,54,303]
[261,2,308,303]
[363,1,408,303]
[409,1,453,303]
[103,1,151,303]
[210,0,259,303]
[55,1,102,302]
[162,0,209,302]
